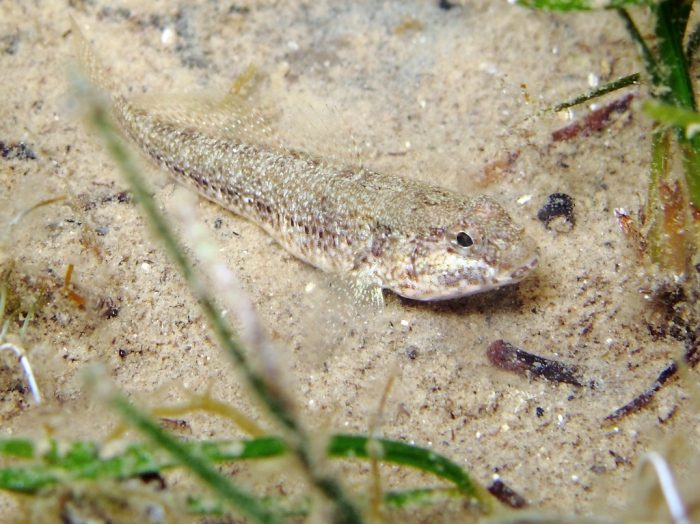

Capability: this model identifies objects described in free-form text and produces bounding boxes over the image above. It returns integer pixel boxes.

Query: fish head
[384,194,539,301]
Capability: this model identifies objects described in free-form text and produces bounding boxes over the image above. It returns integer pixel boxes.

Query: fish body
[75,22,538,302]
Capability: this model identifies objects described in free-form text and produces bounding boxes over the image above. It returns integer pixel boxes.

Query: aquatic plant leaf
[0,434,488,505]
[327,434,482,498]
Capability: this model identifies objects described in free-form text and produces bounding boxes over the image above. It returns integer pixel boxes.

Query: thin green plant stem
[19,289,43,342]
[152,392,267,438]
[514,0,646,12]
[678,132,700,211]
[647,127,671,263]
[542,72,639,115]
[617,9,664,89]
[108,393,286,524]
[649,127,670,202]
[0,319,10,342]
[74,74,365,524]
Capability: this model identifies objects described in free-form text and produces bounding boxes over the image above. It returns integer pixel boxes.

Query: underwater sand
[0,0,699,521]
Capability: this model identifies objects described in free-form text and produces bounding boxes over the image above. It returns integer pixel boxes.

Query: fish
[72,18,538,304]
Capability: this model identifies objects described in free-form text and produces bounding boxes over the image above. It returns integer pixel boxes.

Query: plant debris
[551,93,633,142]
[604,342,700,424]
[486,339,584,387]
[615,207,648,258]
[487,478,528,509]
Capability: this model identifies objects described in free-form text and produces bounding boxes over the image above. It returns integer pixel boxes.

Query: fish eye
[455,231,473,248]
[449,225,482,253]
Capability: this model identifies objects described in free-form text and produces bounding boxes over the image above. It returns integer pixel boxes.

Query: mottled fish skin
[75,22,539,303]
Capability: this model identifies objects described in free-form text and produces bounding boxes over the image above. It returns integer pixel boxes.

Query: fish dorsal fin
[129,91,286,151]
[130,90,368,173]
[274,99,364,171]
[70,16,117,95]
[71,18,281,153]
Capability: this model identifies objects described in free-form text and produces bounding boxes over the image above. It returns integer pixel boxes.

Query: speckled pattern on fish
[74,19,539,303]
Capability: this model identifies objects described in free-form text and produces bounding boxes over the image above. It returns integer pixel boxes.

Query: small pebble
[406,346,418,360]
[161,27,175,45]
[537,193,575,232]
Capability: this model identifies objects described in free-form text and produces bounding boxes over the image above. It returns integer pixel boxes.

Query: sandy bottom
[0,0,699,522]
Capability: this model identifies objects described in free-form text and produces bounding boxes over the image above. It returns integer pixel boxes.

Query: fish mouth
[391,251,540,302]
[497,252,539,285]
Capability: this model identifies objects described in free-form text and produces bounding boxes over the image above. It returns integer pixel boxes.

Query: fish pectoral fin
[351,269,385,308]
